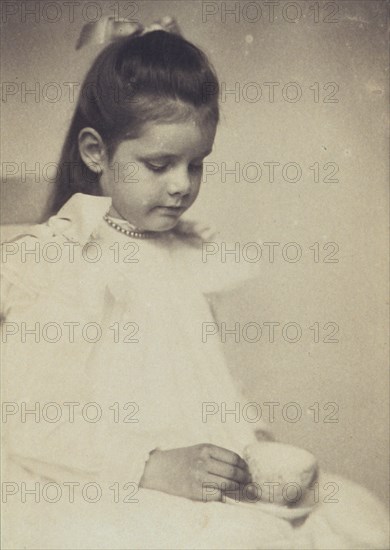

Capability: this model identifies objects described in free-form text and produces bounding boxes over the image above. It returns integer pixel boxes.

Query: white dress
[1,193,388,549]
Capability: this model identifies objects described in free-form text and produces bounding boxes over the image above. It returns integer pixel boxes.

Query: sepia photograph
[1,1,389,548]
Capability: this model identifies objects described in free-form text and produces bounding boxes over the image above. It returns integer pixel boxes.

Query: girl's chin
[148,218,180,232]
[109,207,181,232]
[144,209,185,232]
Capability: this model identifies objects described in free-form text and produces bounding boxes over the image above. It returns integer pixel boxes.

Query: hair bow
[76,15,181,50]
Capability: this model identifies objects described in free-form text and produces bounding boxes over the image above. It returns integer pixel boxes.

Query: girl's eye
[145,161,204,173]
[145,162,168,173]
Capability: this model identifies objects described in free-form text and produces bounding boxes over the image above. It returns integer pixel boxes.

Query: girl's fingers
[208,459,250,485]
[208,445,248,472]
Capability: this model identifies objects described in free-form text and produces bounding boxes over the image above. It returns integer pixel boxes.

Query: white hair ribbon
[76,15,181,50]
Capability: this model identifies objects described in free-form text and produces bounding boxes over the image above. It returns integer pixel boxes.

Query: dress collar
[47,193,111,244]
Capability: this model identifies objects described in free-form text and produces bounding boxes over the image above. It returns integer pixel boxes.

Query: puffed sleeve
[1,234,156,487]
[1,232,53,318]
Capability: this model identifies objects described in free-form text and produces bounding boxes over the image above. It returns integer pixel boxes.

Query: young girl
[1,19,388,550]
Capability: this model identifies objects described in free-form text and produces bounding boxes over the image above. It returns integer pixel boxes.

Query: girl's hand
[140,443,251,502]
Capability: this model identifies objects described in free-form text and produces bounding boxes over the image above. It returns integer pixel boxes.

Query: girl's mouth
[156,206,185,215]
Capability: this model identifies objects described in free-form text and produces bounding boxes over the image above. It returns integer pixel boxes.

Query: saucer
[227,498,317,520]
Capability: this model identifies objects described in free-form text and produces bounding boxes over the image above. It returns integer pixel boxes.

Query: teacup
[243,441,319,506]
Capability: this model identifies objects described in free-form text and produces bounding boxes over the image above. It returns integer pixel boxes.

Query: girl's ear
[78,127,107,174]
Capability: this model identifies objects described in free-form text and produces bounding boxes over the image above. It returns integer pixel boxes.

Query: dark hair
[49,30,220,214]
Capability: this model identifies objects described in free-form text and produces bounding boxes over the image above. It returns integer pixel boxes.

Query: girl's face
[100,114,216,231]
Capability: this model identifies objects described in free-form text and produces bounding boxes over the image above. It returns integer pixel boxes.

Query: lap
[2,468,388,549]
[3,486,291,550]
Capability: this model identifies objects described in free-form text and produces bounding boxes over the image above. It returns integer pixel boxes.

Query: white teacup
[243,441,319,506]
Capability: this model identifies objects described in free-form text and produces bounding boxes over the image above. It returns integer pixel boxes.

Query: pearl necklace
[103,215,159,239]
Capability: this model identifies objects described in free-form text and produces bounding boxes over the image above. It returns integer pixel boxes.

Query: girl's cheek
[191,179,202,197]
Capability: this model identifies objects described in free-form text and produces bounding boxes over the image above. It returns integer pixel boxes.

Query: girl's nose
[166,166,192,197]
